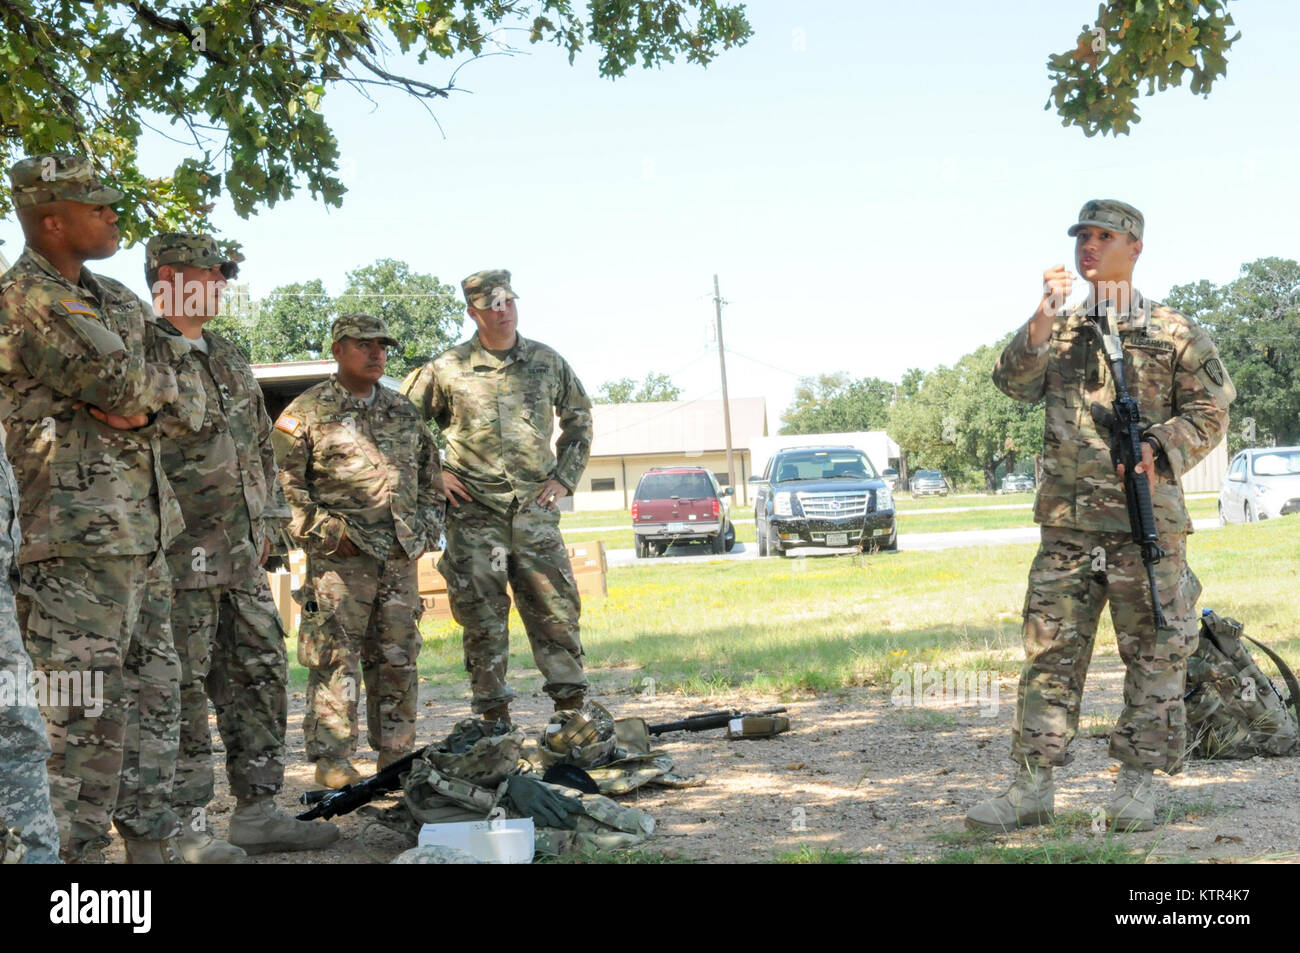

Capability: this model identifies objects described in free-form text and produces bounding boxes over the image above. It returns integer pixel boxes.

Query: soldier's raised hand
[1038,265,1074,320]
[1029,265,1076,347]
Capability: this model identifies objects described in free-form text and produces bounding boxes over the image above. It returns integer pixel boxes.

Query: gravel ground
[103,650,1300,864]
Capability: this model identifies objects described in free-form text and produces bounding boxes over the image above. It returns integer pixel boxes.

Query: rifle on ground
[648,708,788,736]
[296,749,422,821]
[1088,314,1167,629]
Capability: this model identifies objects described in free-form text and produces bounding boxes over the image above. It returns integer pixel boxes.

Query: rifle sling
[1243,634,1300,716]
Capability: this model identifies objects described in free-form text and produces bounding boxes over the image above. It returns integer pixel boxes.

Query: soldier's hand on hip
[536,479,569,510]
[441,470,473,507]
[1116,439,1158,494]
[335,533,360,557]
[259,537,271,567]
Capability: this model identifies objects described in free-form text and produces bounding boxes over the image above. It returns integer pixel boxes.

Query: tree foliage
[778,373,892,435]
[0,1,752,240]
[1047,0,1240,137]
[209,258,461,376]
[887,340,1043,490]
[593,372,682,404]
[1166,258,1300,450]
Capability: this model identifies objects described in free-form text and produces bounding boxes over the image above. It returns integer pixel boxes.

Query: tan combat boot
[228,796,341,855]
[122,837,186,864]
[174,829,247,864]
[964,764,1055,831]
[314,757,362,789]
[481,704,512,729]
[1106,765,1156,832]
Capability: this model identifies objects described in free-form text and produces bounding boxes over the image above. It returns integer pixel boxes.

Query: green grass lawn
[289,515,1299,697]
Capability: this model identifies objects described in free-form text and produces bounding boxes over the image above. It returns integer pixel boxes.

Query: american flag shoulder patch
[275,413,303,436]
[59,299,98,317]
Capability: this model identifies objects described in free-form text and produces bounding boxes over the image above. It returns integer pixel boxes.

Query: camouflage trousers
[1011,526,1202,775]
[298,546,422,761]
[0,576,60,864]
[440,498,586,714]
[16,554,182,860]
[170,573,288,820]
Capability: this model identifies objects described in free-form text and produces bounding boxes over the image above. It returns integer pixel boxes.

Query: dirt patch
[105,651,1300,863]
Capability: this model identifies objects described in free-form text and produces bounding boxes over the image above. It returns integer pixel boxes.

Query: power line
[593,388,724,440]
[724,347,808,379]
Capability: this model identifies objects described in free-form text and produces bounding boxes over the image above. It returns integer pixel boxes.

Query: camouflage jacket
[153,328,291,588]
[272,376,443,561]
[993,291,1235,535]
[0,246,196,562]
[0,442,21,580]
[402,332,592,515]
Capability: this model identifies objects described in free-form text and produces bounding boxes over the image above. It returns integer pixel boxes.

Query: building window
[714,472,730,486]
[591,478,616,492]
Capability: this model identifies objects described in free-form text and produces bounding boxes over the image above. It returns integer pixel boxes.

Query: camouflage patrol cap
[462,269,518,310]
[1067,199,1144,241]
[331,312,397,346]
[145,232,241,279]
[7,154,123,209]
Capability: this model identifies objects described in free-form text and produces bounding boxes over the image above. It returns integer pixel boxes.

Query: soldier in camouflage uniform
[0,439,60,864]
[402,270,593,725]
[0,154,197,863]
[966,200,1235,833]
[146,233,340,859]
[273,314,444,789]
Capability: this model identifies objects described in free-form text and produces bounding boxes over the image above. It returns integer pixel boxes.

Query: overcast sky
[3,0,1296,425]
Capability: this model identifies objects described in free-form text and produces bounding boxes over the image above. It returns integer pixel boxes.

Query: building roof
[252,359,402,391]
[591,397,768,457]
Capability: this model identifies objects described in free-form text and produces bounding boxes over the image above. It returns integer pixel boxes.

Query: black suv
[750,446,896,556]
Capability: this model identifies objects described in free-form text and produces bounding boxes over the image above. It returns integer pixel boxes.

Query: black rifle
[1088,315,1167,629]
[648,708,787,736]
[296,749,422,821]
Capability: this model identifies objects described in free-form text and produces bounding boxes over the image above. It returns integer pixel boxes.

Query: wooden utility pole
[713,274,736,496]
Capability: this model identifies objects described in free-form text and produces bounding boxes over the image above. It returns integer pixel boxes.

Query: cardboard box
[566,541,607,575]
[418,552,445,594]
[421,592,454,619]
[576,572,607,598]
[267,569,299,633]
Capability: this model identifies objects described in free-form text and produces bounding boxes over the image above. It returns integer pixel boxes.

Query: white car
[1218,446,1300,524]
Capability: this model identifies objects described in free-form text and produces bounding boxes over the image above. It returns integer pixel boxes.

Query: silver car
[1218,446,1300,523]
[909,469,949,497]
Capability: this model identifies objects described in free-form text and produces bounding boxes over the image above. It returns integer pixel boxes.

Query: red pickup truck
[631,467,735,557]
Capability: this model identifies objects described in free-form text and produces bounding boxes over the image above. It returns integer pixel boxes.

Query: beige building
[575,397,769,511]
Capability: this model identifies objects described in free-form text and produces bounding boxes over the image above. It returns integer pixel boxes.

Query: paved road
[606,518,1222,568]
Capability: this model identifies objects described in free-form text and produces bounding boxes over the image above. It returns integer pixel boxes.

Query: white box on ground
[417,818,535,864]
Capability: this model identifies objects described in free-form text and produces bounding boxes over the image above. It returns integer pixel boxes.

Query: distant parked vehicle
[1218,446,1300,524]
[999,472,1035,494]
[751,446,896,557]
[631,467,734,557]
[881,467,900,491]
[909,469,949,497]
